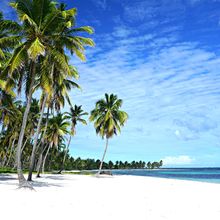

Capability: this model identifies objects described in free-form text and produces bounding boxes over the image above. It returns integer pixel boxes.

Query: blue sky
[2,0,220,167]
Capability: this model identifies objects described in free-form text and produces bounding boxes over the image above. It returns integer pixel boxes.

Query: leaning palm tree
[89,94,128,175]
[58,105,88,173]
[3,0,60,188]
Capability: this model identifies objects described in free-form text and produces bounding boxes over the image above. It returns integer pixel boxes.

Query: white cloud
[162,155,194,165]
[92,0,107,10]
[70,26,220,147]
[174,129,199,141]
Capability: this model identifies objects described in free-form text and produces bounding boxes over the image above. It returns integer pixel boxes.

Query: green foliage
[27,37,45,60]
[48,157,161,171]
[66,105,88,135]
[90,93,128,139]
[0,167,16,173]
[46,113,70,148]
[146,160,163,169]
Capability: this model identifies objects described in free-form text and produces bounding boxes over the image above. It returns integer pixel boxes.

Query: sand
[0,174,220,220]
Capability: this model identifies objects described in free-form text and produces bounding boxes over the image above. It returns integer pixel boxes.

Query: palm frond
[27,37,45,60]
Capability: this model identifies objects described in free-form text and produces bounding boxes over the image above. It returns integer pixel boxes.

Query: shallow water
[111,168,220,183]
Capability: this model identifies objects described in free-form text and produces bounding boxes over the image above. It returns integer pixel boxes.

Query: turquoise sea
[111,168,220,184]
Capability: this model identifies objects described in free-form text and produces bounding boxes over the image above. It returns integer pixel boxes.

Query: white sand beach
[0,174,220,220]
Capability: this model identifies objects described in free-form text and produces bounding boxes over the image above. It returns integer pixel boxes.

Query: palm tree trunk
[6,137,16,167]
[58,135,71,174]
[36,143,49,177]
[21,137,28,153]
[36,152,43,178]
[13,137,28,170]
[0,124,5,166]
[42,142,52,174]
[97,138,109,175]
[16,62,35,189]
[36,107,50,178]
[27,94,48,181]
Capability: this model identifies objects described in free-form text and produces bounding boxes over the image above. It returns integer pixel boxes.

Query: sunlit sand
[1,174,220,220]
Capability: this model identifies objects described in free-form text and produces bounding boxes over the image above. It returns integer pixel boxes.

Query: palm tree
[90,94,128,175]
[27,2,94,181]
[0,101,23,167]
[58,105,88,173]
[3,0,60,188]
[41,113,70,173]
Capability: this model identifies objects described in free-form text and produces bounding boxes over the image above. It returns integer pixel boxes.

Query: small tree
[90,93,128,175]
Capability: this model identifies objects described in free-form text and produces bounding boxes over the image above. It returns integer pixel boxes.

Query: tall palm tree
[90,94,128,175]
[58,105,88,173]
[4,0,60,188]
[27,2,94,181]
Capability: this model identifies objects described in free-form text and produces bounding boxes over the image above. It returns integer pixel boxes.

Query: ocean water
[111,168,220,184]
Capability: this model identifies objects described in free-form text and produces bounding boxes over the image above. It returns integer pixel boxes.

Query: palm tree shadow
[0,174,17,182]
[0,174,78,189]
[43,175,68,180]
[0,174,18,186]
[31,180,63,188]
[31,174,76,188]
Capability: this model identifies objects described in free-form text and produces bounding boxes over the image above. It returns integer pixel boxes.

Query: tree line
[44,157,163,171]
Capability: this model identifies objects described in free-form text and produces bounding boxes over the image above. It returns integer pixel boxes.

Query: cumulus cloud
[162,155,194,165]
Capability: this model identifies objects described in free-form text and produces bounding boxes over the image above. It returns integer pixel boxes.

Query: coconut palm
[27,2,94,181]
[58,105,88,173]
[49,68,80,113]
[3,0,60,188]
[41,113,70,173]
[90,94,128,175]
[0,101,23,167]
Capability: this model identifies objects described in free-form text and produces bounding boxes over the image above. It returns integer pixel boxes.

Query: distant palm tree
[90,94,128,175]
[58,105,88,173]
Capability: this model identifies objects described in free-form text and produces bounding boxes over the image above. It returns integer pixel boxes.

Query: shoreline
[1,169,220,185]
